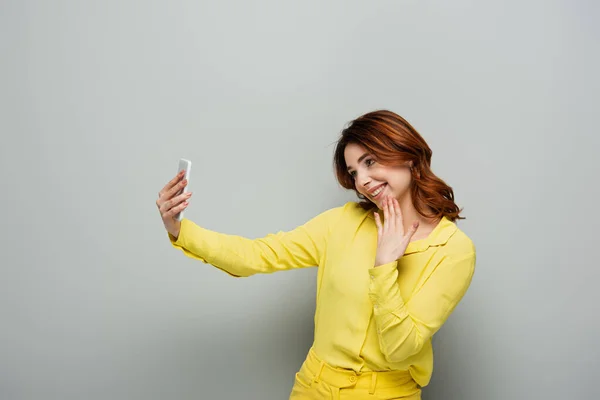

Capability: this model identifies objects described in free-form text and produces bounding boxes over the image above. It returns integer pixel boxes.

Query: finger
[387,197,396,233]
[393,198,403,234]
[374,212,383,237]
[405,220,419,241]
[165,199,189,219]
[382,197,390,232]
[161,191,192,214]
[164,178,188,201]
[159,171,185,197]
[160,193,191,215]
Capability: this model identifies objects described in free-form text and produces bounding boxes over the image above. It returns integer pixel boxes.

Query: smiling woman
[334,110,463,223]
[157,109,476,400]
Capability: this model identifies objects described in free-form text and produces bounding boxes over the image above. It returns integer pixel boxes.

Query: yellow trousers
[289,348,422,400]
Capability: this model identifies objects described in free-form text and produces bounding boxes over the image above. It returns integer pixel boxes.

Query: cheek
[356,184,367,196]
[390,172,412,191]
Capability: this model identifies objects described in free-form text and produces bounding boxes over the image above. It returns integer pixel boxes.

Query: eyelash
[349,158,375,178]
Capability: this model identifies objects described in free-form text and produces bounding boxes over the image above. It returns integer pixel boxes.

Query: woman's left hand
[373,196,419,267]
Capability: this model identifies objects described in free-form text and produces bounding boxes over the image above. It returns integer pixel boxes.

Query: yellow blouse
[169,201,476,387]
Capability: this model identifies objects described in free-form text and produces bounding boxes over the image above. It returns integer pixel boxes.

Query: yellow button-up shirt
[169,201,476,387]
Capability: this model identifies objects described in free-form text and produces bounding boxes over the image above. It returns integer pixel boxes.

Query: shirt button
[370,275,374,279]
[374,304,378,309]
[349,376,357,383]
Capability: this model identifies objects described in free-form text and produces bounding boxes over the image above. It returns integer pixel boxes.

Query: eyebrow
[347,153,370,171]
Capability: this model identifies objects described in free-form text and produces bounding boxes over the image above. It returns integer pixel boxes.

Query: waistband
[301,348,419,395]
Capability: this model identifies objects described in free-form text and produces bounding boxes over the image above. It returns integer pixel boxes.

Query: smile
[369,184,387,199]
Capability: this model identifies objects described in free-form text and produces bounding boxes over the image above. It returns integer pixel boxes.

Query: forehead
[344,143,369,165]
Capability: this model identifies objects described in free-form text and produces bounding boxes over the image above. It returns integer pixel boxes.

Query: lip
[368,183,387,199]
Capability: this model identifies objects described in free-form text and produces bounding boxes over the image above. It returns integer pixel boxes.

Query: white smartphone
[175,158,192,221]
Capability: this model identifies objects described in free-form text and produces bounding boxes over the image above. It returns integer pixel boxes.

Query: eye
[365,158,375,167]
[349,170,357,178]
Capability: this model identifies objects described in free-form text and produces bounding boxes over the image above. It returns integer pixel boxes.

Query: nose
[356,171,371,188]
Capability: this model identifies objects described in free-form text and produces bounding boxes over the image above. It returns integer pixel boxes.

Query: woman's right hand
[156,170,193,239]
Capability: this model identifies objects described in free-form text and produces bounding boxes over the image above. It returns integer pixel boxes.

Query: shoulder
[442,221,476,261]
[313,201,372,227]
[319,201,370,217]
[338,201,375,221]
[342,200,371,214]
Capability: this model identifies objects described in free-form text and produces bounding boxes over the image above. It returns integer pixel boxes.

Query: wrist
[374,258,394,267]
[169,225,181,240]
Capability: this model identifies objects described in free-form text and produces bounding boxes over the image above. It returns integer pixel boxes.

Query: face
[344,143,413,208]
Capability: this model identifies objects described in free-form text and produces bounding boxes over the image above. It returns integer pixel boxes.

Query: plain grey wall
[2,0,599,399]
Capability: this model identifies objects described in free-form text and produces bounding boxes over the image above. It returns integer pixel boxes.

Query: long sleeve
[168,206,343,277]
[367,251,476,363]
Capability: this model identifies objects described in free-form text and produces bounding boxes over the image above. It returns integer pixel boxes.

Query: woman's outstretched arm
[169,208,341,277]
[157,170,342,277]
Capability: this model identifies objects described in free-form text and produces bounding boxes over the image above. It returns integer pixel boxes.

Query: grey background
[2,0,599,399]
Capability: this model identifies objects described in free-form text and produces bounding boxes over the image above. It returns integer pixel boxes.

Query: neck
[395,192,440,235]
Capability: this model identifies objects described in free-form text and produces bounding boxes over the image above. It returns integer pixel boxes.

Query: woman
[156,110,476,399]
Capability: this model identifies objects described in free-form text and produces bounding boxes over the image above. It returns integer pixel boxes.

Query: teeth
[371,184,385,197]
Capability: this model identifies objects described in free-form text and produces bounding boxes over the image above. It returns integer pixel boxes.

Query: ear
[408,160,414,169]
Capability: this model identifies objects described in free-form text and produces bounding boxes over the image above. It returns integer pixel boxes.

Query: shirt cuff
[368,261,407,317]
[168,218,212,263]
[168,219,188,247]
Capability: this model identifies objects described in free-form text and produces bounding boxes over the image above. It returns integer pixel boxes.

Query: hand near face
[373,196,419,267]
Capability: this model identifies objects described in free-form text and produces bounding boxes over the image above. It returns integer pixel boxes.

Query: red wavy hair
[333,110,464,222]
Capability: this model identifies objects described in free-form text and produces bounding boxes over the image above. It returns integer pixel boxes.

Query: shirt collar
[404,216,457,254]
[367,210,458,255]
